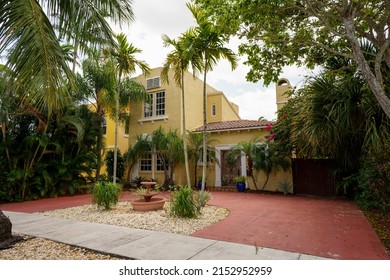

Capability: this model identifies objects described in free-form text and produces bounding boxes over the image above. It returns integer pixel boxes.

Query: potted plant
[197,176,206,190]
[234,176,247,192]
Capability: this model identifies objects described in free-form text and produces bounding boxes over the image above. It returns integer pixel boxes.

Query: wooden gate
[292,158,337,196]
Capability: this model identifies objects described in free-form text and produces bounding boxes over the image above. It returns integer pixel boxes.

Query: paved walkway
[3,210,324,260]
[1,191,389,260]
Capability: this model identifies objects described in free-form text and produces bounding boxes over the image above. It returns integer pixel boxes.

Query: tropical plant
[194,190,211,208]
[278,179,292,195]
[161,30,202,186]
[104,150,125,183]
[234,176,247,183]
[0,0,134,116]
[127,127,184,188]
[169,186,200,218]
[194,0,390,119]
[228,138,290,190]
[187,131,218,187]
[91,181,122,210]
[130,176,147,188]
[186,3,238,191]
[108,33,150,184]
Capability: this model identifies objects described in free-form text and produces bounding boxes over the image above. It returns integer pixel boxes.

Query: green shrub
[104,150,125,182]
[278,179,292,195]
[91,182,122,210]
[195,190,211,207]
[170,186,199,218]
[355,156,390,212]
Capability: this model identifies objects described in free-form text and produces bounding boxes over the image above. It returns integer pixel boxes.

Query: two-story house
[104,67,292,191]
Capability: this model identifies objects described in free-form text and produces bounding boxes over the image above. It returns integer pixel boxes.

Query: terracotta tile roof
[194,119,274,132]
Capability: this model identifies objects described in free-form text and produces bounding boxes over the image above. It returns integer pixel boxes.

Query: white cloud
[229,87,277,121]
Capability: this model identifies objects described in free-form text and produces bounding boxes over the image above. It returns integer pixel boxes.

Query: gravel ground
[1,201,229,260]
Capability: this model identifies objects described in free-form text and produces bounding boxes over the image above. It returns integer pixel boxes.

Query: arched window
[211,104,216,116]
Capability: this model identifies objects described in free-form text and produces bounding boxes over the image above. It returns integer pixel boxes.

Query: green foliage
[278,179,292,195]
[355,151,390,212]
[91,181,122,210]
[195,190,211,208]
[104,150,125,182]
[234,176,247,183]
[170,186,207,218]
[130,176,147,188]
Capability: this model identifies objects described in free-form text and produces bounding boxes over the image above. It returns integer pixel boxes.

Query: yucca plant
[169,186,199,218]
[91,182,122,210]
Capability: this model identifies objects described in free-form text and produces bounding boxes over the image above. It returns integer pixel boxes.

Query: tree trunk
[0,210,12,243]
[113,73,121,184]
[95,106,104,182]
[343,16,390,119]
[201,60,208,192]
[181,69,191,186]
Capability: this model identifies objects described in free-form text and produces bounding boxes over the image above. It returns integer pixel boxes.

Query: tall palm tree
[186,3,238,191]
[161,31,202,186]
[75,54,117,181]
[0,0,134,115]
[109,33,150,183]
[187,131,218,187]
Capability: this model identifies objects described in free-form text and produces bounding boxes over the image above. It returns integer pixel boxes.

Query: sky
[116,0,313,121]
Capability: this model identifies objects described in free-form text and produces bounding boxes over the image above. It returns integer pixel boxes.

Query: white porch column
[240,152,247,188]
[132,162,139,178]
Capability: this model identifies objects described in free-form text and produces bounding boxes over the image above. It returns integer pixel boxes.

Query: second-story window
[143,91,165,118]
[144,94,153,118]
[155,91,165,116]
[211,104,217,116]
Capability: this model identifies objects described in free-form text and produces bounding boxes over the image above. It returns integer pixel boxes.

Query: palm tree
[227,138,290,190]
[186,3,238,191]
[109,33,150,183]
[75,54,117,181]
[187,131,218,187]
[291,73,390,173]
[0,0,134,115]
[128,127,184,188]
[161,31,202,186]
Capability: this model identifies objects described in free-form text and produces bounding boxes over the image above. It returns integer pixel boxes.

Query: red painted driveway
[194,192,389,260]
[1,191,388,260]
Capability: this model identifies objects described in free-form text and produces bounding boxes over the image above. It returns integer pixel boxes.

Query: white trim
[214,144,246,188]
[132,162,139,178]
[138,115,169,124]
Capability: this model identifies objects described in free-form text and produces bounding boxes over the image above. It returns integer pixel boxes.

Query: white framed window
[155,91,165,116]
[144,93,153,118]
[140,154,152,171]
[211,104,217,116]
[143,91,165,118]
[156,154,166,171]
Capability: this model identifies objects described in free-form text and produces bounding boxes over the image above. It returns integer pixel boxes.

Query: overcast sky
[117,0,312,121]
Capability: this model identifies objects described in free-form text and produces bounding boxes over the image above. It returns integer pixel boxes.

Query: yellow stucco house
[104,67,292,192]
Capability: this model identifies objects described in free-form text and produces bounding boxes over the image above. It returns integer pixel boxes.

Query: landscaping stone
[0,210,12,242]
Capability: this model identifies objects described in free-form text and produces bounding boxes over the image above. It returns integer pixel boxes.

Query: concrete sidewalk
[4,211,327,260]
